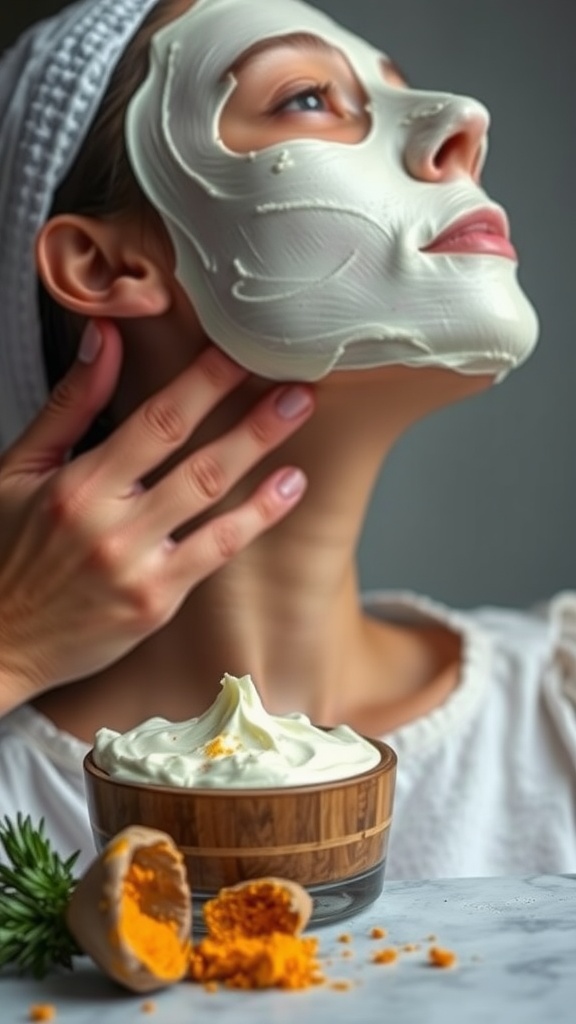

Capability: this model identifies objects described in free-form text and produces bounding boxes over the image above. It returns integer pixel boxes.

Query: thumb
[8,320,123,473]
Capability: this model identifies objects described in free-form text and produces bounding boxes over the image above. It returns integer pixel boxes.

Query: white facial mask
[126,0,538,381]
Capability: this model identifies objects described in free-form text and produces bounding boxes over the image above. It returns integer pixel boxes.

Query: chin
[431,281,540,381]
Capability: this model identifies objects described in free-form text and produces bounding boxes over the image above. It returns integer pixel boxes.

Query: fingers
[4,320,122,475]
[137,383,315,539]
[165,466,308,589]
[98,345,250,488]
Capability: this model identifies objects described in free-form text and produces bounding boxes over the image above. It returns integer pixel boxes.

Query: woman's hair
[39,0,185,451]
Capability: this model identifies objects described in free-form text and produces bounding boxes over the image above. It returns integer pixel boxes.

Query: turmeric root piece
[66,826,192,993]
[204,877,313,939]
[190,876,321,990]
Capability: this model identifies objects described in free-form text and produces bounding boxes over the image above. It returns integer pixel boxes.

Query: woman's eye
[277,85,331,114]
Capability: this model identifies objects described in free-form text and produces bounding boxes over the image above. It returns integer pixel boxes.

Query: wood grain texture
[84,740,396,889]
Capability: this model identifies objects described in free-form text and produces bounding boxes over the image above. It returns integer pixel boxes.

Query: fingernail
[77,322,102,364]
[275,385,313,420]
[275,468,307,500]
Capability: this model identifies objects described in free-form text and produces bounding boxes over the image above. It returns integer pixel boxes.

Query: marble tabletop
[2,874,575,1023]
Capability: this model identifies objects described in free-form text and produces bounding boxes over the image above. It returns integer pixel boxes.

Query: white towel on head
[0,0,161,452]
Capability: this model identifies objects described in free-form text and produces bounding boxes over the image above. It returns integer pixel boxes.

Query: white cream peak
[93,673,381,788]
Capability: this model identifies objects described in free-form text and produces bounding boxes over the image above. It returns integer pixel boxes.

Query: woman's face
[125,0,539,381]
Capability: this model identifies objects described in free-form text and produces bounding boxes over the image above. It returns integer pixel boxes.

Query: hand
[0,321,314,710]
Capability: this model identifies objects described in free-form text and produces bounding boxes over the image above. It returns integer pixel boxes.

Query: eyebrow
[229,31,409,87]
[230,32,335,73]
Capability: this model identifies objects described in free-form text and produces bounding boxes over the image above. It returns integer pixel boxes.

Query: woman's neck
[33,365,488,741]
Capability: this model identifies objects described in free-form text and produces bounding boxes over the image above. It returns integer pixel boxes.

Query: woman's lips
[421,209,517,261]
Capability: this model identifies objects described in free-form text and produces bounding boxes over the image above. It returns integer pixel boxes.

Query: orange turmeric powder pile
[118,856,191,982]
[190,931,323,990]
[189,880,324,990]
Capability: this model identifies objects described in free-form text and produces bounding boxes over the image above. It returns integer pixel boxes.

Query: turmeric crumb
[337,933,352,944]
[429,946,457,969]
[140,1001,156,1014]
[341,949,354,959]
[427,934,437,942]
[402,943,420,952]
[372,947,398,965]
[330,980,354,991]
[28,1007,56,1023]
[369,926,387,939]
[204,980,219,993]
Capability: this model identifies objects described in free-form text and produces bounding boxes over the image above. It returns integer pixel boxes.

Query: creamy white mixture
[92,673,381,787]
[126,0,538,382]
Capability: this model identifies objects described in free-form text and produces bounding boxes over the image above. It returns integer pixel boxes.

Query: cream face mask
[126,0,539,381]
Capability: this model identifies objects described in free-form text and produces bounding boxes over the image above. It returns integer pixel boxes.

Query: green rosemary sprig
[0,814,82,978]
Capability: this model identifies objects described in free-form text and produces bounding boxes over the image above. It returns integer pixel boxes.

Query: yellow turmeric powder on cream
[203,735,236,758]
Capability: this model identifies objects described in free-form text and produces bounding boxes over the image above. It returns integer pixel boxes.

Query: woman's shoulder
[449,590,576,730]
[363,587,575,669]
[376,591,576,878]
[0,702,90,773]
[364,589,576,759]
[0,704,93,868]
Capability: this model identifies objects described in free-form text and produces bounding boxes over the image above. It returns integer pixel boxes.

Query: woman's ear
[36,214,173,318]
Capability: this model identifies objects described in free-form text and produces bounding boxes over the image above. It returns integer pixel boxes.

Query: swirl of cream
[93,673,381,788]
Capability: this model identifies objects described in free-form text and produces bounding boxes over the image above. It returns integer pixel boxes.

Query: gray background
[2,1,575,609]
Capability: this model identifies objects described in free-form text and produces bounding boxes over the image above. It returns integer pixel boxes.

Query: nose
[403,96,490,183]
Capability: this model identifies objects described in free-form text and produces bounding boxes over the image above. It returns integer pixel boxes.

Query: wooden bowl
[84,738,396,925]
